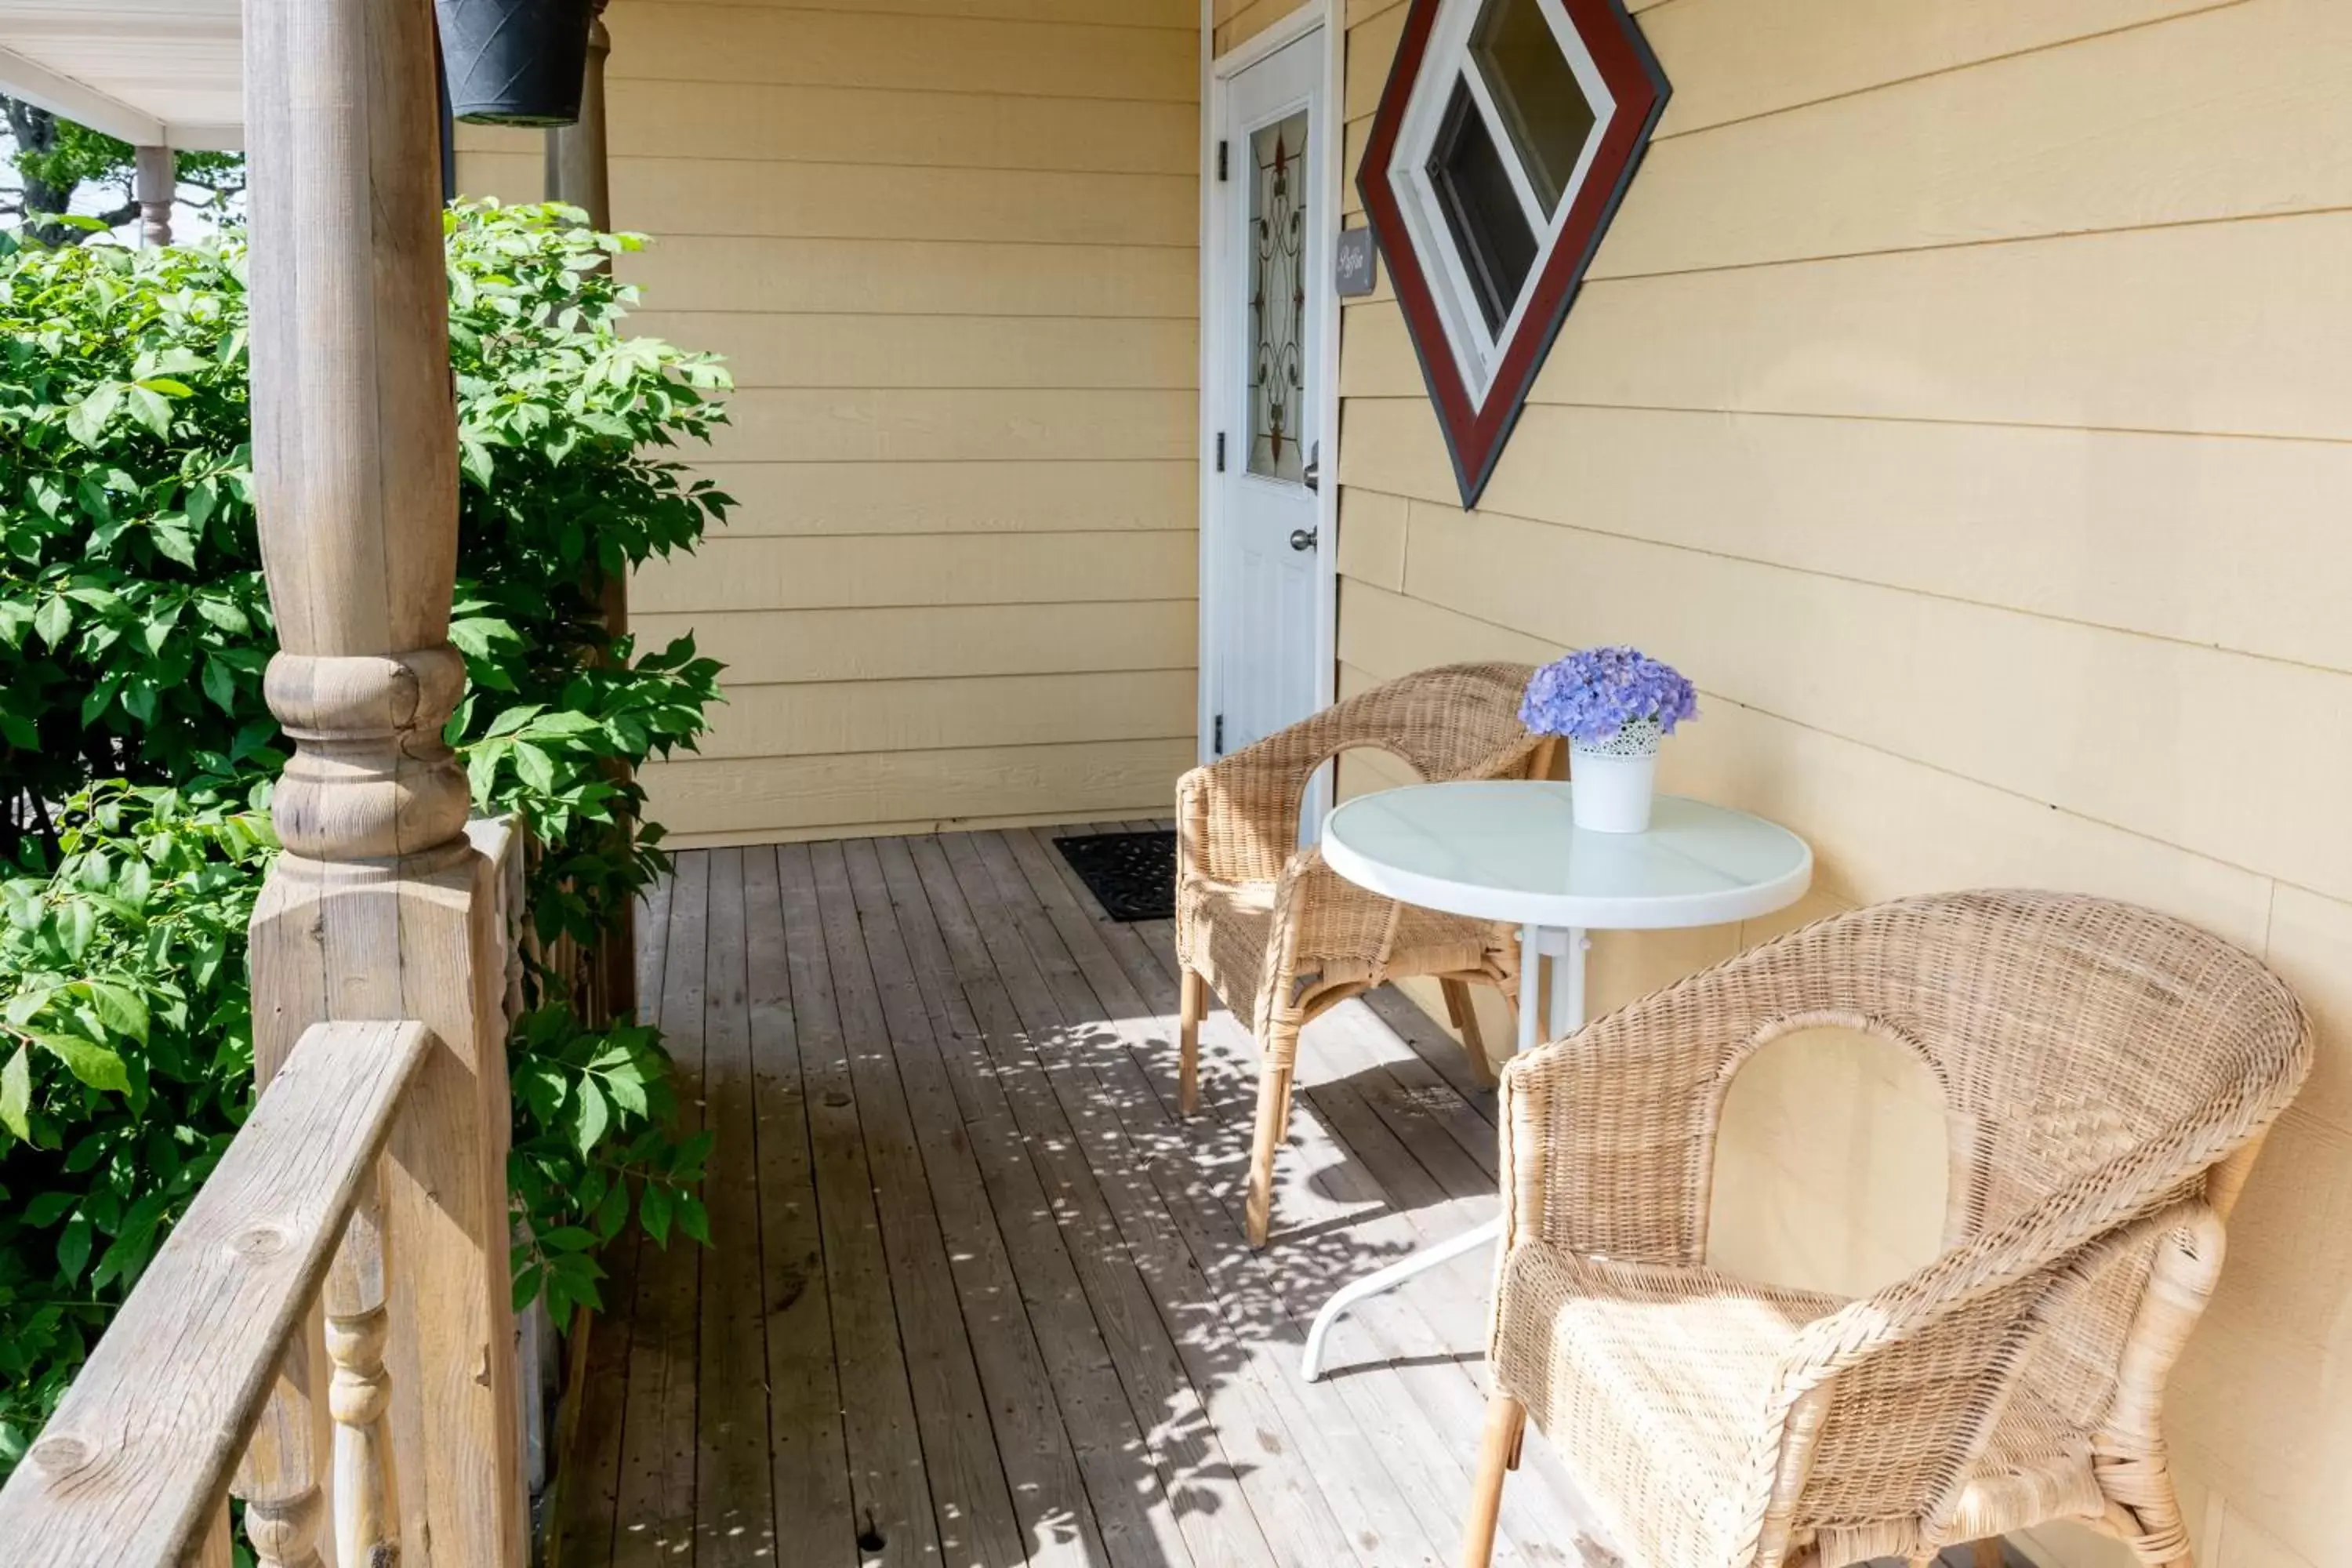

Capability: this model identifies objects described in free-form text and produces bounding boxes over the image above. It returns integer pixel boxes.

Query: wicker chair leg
[1441,978,1498,1089]
[1178,968,1207,1116]
[1461,1393,1524,1568]
[2100,1494,2198,1568]
[1243,1051,1297,1247]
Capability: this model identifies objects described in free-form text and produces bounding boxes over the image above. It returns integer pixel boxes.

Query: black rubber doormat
[1053,830,1176,922]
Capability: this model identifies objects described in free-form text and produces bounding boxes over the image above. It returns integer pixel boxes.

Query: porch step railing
[0,818,535,1566]
[0,1018,429,1564]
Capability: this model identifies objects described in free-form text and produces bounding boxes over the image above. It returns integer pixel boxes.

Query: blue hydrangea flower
[1519,647,1700,745]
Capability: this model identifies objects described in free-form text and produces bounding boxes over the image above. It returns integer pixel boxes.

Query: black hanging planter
[436,0,594,127]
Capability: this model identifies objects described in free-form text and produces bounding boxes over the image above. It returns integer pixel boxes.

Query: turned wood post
[545,0,611,230]
[545,0,639,1029]
[324,1171,399,1567]
[132,145,172,246]
[242,0,524,1562]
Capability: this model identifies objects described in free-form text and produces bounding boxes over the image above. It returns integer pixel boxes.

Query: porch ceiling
[0,0,241,150]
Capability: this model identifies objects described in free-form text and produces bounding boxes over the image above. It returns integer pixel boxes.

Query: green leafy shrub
[0,202,728,1469]
[0,785,265,1461]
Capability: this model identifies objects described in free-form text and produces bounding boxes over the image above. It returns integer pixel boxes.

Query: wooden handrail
[0,1020,431,1564]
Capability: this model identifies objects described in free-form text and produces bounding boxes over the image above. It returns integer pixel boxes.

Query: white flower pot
[1569,719,1662,833]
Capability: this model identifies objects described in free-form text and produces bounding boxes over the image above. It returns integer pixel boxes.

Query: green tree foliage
[0,98,244,247]
[0,201,730,1471]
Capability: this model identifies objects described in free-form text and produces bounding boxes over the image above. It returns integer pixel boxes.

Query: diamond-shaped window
[1361,0,1668,506]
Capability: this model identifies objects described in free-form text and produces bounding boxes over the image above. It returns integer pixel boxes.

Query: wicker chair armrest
[1175,706,1381,889]
[1177,755,1308,888]
[1495,1014,1733,1266]
[1770,1107,2274,1410]
[1257,846,1403,1023]
[1176,681,1550,889]
[1737,1199,2226,1559]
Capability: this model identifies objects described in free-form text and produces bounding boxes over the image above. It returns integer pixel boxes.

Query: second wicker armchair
[1465,891,2311,1568]
[1174,662,1553,1247]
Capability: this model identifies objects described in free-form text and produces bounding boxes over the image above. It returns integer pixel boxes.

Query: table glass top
[1319,780,1812,930]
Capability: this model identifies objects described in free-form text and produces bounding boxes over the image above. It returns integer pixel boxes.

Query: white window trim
[1385,0,1618,408]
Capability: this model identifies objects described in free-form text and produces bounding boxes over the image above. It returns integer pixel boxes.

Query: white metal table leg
[1296,1214,1502,1381]
[1301,924,1589,1381]
[1515,922,1544,1054]
[1548,926,1588,1044]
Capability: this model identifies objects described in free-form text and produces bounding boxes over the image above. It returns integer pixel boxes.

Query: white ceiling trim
[0,45,168,145]
[155,121,241,151]
[0,0,245,150]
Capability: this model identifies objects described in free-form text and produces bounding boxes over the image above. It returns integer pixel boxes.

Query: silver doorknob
[1289,528,1318,552]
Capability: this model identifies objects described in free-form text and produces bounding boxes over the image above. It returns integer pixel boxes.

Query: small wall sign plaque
[1334,227,1378,299]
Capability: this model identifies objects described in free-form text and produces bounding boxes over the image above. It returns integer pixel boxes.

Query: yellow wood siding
[457,0,1199,843]
[1338,3,2352,1566]
[1214,0,1304,60]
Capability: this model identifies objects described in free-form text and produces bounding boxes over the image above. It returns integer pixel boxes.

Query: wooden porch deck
[553,821,1621,1568]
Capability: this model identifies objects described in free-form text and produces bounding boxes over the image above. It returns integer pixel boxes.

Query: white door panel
[1210,29,1328,766]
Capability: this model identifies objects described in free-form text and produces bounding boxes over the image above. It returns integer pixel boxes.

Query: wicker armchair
[1175,662,1554,1247]
[1463,891,2311,1568]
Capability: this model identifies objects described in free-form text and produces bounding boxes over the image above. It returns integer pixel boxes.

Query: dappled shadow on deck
[550,822,1624,1568]
[551,826,2029,1568]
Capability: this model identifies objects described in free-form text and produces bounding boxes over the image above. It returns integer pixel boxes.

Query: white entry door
[1207,26,1330,764]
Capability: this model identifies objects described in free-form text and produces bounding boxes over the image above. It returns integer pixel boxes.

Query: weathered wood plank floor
[554,822,1628,1568]
[554,825,2013,1568]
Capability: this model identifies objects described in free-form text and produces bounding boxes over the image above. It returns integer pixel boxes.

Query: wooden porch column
[243,0,524,1563]
[546,0,640,1029]
[132,144,172,245]
[545,0,611,229]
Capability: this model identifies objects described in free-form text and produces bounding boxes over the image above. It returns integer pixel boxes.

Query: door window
[1247,110,1309,482]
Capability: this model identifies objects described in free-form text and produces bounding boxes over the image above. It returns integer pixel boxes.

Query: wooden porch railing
[0,820,535,1566]
[0,1019,429,1564]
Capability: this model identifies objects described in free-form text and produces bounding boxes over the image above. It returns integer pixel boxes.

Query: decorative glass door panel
[1248,110,1308,483]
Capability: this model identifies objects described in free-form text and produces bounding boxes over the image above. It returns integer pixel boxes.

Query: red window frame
[1358,0,1671,507]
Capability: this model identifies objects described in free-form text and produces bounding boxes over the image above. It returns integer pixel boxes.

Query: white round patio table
[1299,779,1812,1381]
